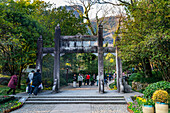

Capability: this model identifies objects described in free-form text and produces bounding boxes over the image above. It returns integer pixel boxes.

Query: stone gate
[36,25,123,93]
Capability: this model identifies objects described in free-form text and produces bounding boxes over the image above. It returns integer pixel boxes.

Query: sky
[42,0,123,19]
[47,0,69,7]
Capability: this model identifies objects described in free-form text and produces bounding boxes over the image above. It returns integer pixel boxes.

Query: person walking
[86,74,90,85]
[30,69,42,95]
[109,74,113,81]
[73,74,77,88]
[93,74,96,85]
[90,74,95,86]
[96,75,99,86]
[78,74,83,87]
[26,70,35,94]
[7,73,18,95]
[84,74,87,85]
[104,75,108,85]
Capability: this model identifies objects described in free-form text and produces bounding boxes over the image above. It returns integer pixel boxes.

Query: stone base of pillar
[52,79,59,93]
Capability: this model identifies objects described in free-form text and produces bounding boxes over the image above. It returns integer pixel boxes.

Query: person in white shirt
[78,74,83,87]
[26,70,34,94]
[96,75,99,86]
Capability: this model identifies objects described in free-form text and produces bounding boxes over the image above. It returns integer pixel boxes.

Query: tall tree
[117,0,169,80]
[0,0,88,88]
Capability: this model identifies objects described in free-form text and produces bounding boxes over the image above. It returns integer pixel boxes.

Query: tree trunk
[144,58,152,77]
[18,74,21,89]
[17,65,24,89]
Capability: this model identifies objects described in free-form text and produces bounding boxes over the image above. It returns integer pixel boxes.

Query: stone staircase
[25,95,127,104]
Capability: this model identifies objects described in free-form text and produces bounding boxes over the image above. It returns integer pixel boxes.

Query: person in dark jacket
[73,74,77,87]
[73,74,77,81]
[7,73,18,95]
[30,69,42,95]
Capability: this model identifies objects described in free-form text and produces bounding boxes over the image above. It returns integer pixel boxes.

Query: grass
[0,74,10,78]
[0,98,22,113]
[0,85,26,95]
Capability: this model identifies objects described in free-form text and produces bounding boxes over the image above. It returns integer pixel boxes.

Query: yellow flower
[152,90,169,103]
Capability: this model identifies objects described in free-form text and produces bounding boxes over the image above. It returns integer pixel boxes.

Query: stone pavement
[12,104,128,113]
[11,82,143,113]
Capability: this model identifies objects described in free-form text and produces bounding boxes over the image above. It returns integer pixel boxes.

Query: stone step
[25,95,126,104]
[29,95,124,98]
[27,98,125,101]
[25,100,127,104]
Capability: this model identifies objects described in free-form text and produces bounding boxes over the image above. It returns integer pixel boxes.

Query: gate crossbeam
[43,47,115,53]
[61,35,98,41]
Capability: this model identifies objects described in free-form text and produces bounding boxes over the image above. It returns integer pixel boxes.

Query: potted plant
[152,90,169,113]
[142,98,155,113]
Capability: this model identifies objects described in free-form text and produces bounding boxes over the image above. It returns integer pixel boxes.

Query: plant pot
[155,102,168,113]
[142,105,154,113]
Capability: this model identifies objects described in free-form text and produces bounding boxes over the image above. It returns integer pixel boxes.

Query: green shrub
[1,81,8,85]
[114,78,117,86]
[60,77,67,86]
[129,72,163,84]
[143,81,170,98]
[109,83,115,89]
[129,73,143,82]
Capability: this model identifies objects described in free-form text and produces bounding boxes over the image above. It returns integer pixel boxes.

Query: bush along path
[127,81,170,113]
[108,79,117,90]
[0,96,23,113]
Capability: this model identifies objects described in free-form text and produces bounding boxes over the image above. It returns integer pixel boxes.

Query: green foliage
[128,101,143,113]
[0,85,25,95]
[60,77,67,86]
[0,0,88,88]
[129,73,143,82]
[60,53,98,75]
[143,98,155,106]
[109,82,117,90]
[143,81,170,98]
[129,71,163,84]
[0,74,10,78]
[114,78,117,86]
[1,80,8,85]
[104,53,116,74]
[109,83,114,89]
[0,98,22,113]
[0,96,14,104]
[128,96,154,113]
[0,0,48,75]
[118,0,169,80]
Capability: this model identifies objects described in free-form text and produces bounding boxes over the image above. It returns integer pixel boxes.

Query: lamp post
[66,68,68,83]
[66,63,70,83]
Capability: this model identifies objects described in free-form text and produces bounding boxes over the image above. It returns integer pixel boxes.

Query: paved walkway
[12,104,128,113]
[11,82,143,113]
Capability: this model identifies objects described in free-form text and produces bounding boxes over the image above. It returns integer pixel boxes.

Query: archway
[36,25,123,93]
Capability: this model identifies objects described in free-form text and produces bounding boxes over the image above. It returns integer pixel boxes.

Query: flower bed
[0,96,15,104]
[127,96,154,113]
[0,97,23,113]
[127,103,134,113]
[3,101,23,113]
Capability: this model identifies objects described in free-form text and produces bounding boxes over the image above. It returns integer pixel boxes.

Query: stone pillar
[98,25,104,93]
[36,35,43,72]
[116,46,123,93]
[53,26,60,92]
[116,46,120,92]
